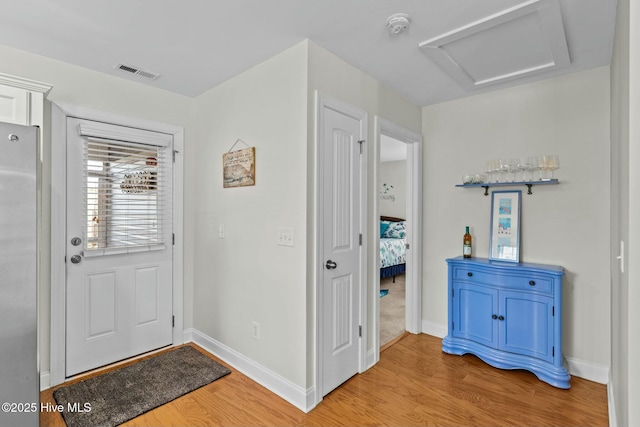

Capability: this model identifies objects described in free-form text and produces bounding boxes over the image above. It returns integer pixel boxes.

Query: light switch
[277,227,294,247]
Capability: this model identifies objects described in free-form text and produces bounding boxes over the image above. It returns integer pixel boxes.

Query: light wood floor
[40,333,608,427]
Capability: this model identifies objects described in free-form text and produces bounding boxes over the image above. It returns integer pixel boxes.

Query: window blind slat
[84,138,171,252]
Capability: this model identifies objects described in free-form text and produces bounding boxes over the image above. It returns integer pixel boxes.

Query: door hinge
[552,346,555,357]
[452,288,454,298]
[172,233,175,245]
[172,150,178,163]
[405,243,410,250]
[452,321,455,331]
[358,139,364,154]
[172,315,175,328]
[359,233,362,246]
[552,306,555,316]
[359,325,362,338]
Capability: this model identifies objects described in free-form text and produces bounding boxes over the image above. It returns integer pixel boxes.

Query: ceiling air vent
[114,63,160,80]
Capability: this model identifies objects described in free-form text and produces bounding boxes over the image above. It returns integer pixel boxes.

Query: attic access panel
[419,0,569,90]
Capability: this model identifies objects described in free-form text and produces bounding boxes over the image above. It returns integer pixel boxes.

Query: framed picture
[489,190,521,262]
[223,146,255,188]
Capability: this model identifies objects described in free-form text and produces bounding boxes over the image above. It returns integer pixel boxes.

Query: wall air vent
[114,63,160,80]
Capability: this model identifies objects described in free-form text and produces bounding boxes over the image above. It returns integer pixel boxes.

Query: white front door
[320,101,365,396]
[65,118,174,376]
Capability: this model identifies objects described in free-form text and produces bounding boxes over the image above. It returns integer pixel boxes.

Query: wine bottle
[463,226,472,258]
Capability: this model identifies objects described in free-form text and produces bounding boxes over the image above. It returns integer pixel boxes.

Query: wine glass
[537,155,549,180]
[516,159,530,182]
[527,156,540,181]
[547,154,560,179]
[486,159,499,183]
[498,159,510,182]
[506,158,519,182]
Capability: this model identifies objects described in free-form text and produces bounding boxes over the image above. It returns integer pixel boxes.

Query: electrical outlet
[277,227,294,247]
[251,321,260,340]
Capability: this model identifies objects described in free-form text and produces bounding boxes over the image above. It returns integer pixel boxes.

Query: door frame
[373,116,423,359]
[50,102,184,387]
[314,92,367,405]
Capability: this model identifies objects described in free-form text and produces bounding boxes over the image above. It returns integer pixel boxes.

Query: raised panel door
[500,290,554,362]
[452,282,499,348]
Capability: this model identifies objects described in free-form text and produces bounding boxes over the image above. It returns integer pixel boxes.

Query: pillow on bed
[380,220,392,237]
[382,221,406,239]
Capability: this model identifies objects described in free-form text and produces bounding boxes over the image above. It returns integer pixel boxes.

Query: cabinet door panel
[0,85,29,125]
[500,290,554,362]
[453,282,498,348]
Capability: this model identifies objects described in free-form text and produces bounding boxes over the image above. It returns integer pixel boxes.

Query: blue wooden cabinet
[443,257,571,389]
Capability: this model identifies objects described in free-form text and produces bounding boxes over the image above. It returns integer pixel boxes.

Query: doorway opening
[379,135,408,348]
[374,117,422,357]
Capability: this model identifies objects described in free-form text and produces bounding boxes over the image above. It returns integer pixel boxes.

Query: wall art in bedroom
[223,143,255,188]
[379,183,396,202]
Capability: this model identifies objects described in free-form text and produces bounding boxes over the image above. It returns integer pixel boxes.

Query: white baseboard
[183,328,315,413]
[40,371,50,391]
[565,356,610,385]
[421,320,447,338]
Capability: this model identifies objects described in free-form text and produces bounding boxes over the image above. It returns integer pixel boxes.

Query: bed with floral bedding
[380,216,406,281]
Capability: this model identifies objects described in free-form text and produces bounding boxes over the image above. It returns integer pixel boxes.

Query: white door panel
[321,105,364,396]
[65,118,173,376]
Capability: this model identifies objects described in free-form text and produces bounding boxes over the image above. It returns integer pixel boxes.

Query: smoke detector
[386,13,411,35]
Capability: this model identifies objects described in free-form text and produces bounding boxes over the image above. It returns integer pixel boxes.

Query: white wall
[422,67,611,372]
[191,42,309,388]
[379,160,407,219]
[0,45,196,379]
[189,40,422,406]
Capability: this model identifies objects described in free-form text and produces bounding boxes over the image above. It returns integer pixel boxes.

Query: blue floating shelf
[456,179,559,195]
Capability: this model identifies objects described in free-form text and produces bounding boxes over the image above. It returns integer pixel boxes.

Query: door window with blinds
[84,137,171,256]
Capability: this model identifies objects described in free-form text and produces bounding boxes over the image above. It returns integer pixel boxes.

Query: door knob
[70,255,82,264]
[325,260,337,270]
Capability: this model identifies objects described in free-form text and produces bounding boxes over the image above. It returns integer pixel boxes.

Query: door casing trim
[314,92,367,406]
[50,102,184,387]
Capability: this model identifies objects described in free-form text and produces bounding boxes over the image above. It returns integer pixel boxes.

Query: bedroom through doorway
[379,135,408,348]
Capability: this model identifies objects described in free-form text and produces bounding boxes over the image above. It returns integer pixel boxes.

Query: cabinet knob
[467,272,473,277]
[498,315,505,321]
[529,280,536,286]
[492,314,498,319]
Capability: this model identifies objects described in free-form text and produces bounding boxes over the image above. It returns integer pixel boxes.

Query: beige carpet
[380,275,406,346]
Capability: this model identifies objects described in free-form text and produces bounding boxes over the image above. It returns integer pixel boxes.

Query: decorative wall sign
[489,190,521,262]
[223,139,255,188]
[379,183,396,202]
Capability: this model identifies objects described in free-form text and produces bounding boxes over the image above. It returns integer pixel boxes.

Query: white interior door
[321,103,364,396]
[65,118,173,376]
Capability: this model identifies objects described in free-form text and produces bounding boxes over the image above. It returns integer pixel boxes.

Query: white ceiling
[0,0,617,106]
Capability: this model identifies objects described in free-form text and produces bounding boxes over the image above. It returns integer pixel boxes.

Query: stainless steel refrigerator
[0,122,39,427]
